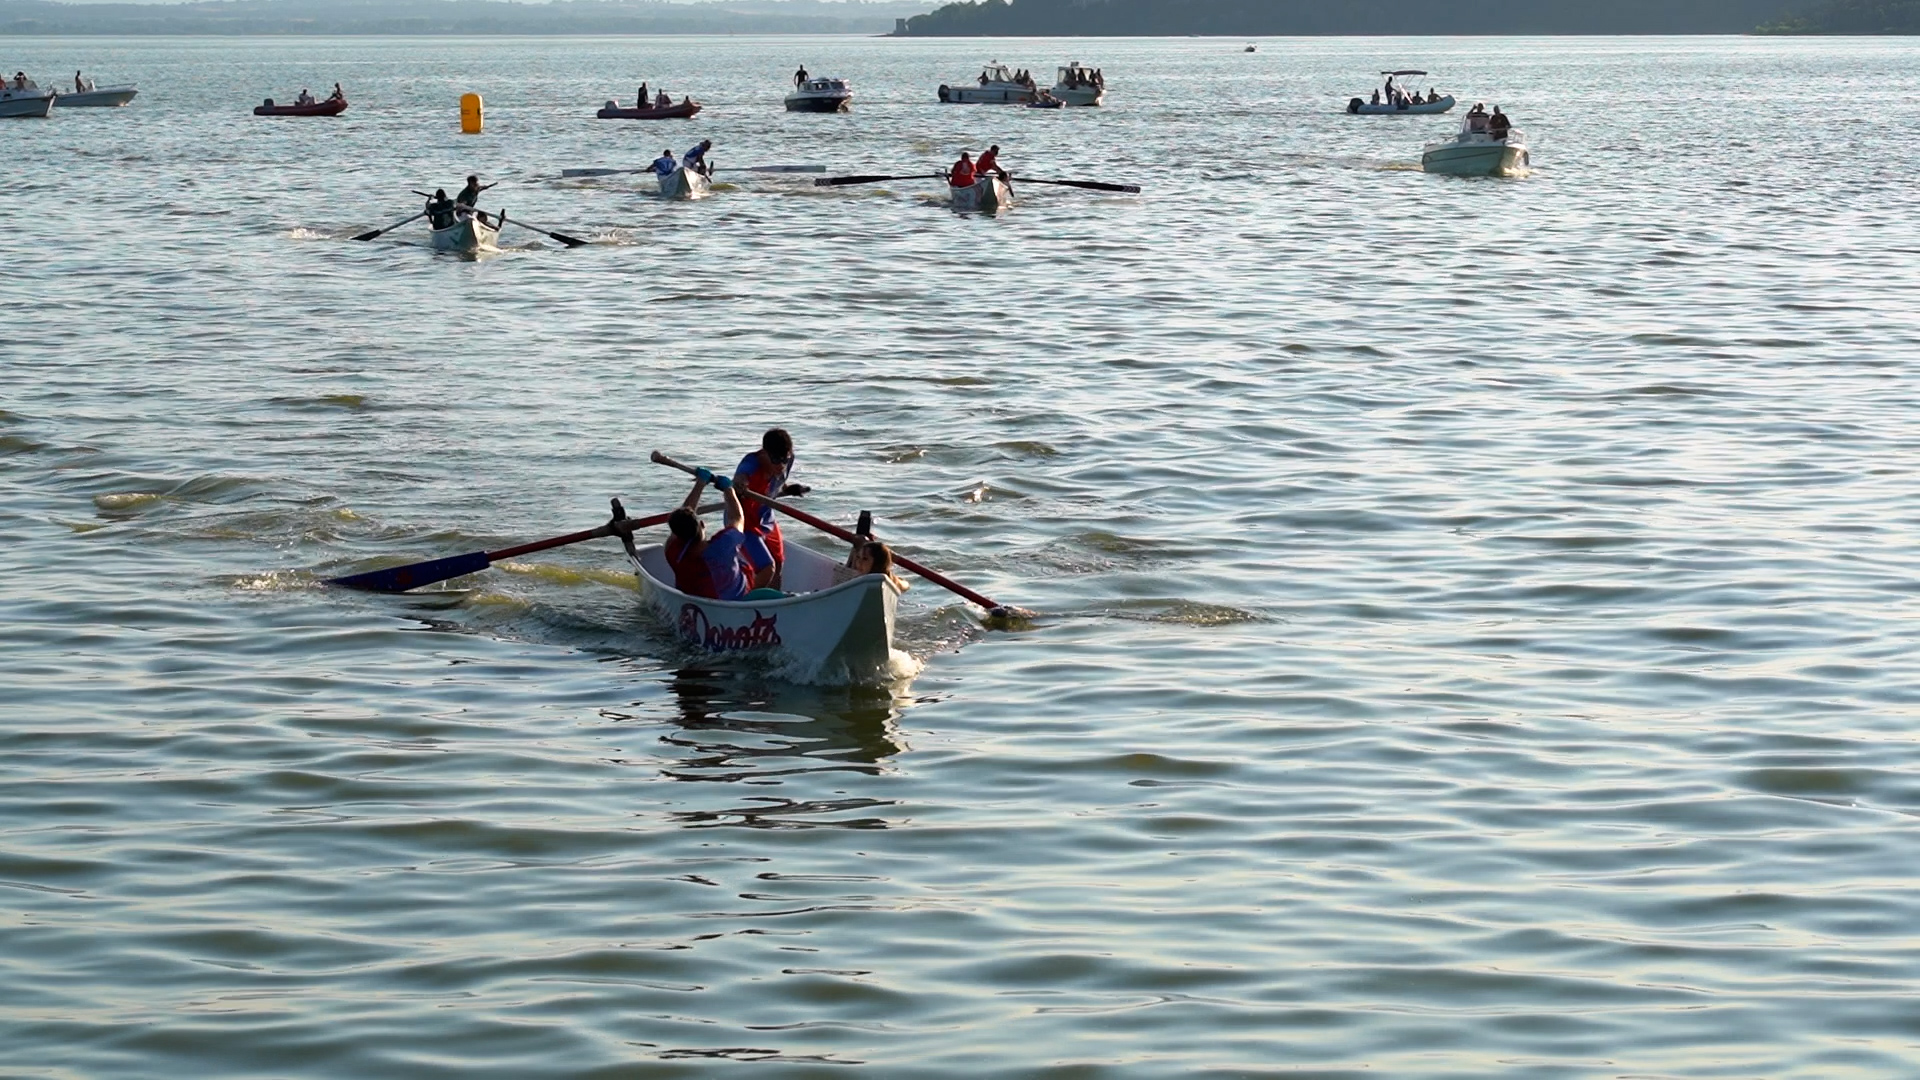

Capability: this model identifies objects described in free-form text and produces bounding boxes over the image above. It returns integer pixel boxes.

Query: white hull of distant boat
[55,85,138,107]
[658,166,711,201]
[1422,129,1530,177]
[430,213,500,253]
[1348,94,1454,115]
[939,63,1036,105]
[1051,62,1105,106]
[631,542,899,680]
[786,77,851,112]
[950,176,1011,212]
[0,86,55,118]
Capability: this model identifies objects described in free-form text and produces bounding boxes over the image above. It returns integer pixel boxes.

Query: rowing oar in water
[813,173,948,187]
[1006,175,1142,194]
[351,211,425,242]
[561,165,826,179]
[650,450,1033,623]
[329,499,666,593]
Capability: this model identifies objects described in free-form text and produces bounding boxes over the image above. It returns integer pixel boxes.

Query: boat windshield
[1057,63,1092,82]
[980,63,1016,83]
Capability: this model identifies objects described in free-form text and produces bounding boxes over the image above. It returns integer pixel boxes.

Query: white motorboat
[785,76,852,113]
[938,63,1037,105]
[0,79,55,118]
[54,83,138,108]
[1051,62,1105,106]
[631,541,900,681]
[1347,70,1454,115]
[949,175,1012,213]
[657,166,712,201]
[1422,118,1529,177]
[429,210,501,253]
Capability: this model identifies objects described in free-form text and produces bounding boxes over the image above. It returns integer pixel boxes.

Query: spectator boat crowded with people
[1050,62,1106,106]
[1347,70,1454,114]
[938,63,1039,105]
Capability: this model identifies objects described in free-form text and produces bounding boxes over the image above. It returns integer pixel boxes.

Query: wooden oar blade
[329,550,490,592]
[350,228,385,242]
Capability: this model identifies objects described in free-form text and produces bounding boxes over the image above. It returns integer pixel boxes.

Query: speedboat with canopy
[1348,70,1454,115]
[938,63,1036,105]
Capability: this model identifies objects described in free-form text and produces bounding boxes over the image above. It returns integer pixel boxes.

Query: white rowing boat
[949,175,1012,213]
[630,541,900,680]
[430,211,500,253]
[658,166,712,201]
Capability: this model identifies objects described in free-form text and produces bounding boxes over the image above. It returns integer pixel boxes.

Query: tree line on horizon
[0,0,926,35]
[893,0,1915,34]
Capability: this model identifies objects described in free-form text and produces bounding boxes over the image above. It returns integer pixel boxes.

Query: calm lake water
[5,32,1920,1078]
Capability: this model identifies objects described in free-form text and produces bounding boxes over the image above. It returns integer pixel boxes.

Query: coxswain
[794,64,809,88]
[975,144,1005,180]
[684,139,713,177]
[664,471,776,602]
[732,428,807,587]
[948,151,976,189]
[650,148,678,176]
[424,189,456,230]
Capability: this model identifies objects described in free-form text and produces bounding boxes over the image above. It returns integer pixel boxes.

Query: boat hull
[1050,85,1105,106]
[254,99,348,117]
[55,86,138,108]
[597,102,701,120]
[632,542,899,681]
[938,83,1036,105]
[0,90,55,118]
[785,93,850,113]
[429,214,500,253]
[657,167,712,201]
[949,176,1012,213]
[1349,95,1455,115]
[1422,137,1530,177]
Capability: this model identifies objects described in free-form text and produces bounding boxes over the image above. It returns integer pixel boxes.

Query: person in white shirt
[296,87,315,105]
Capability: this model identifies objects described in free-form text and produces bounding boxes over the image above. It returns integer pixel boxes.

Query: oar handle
[650,450,1008,613]
[486,509,671,562]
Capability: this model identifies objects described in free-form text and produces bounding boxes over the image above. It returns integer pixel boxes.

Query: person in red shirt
[975,144,1004,180]
[732,428,807,587]
[948,151,976,189]
[663,470,770,601]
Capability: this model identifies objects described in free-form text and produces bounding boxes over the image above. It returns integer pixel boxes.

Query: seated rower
[684,139,713,176]
[664,470,776,602]
[975,144,1005,180]
[949,151,976,189]
[424,188,456,230]
[650,148,678,176]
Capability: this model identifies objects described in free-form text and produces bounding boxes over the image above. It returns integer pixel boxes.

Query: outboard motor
[604,99,616,110]
[938,84,950,102]
[1347,97,1362,114]
[264,98,275,107]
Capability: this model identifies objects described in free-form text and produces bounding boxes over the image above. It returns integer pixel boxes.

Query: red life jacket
[950,159,975,188]
[665,536,720,598]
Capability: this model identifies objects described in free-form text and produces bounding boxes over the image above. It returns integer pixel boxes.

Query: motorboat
[785,76,851,113]
[430,210,501,253]
[1050,62,1105,106]
[1245,43,1258,53]
[950,175,1011,213]
[937,63,1036,105]
[1347,70,1454,114]
[630,541,900,682]
[0,79,56,118]
[255,96,348,117]
[53,81,138,108]
[1422,117,1529,177]
[657,166,712,201]
[597,98,701,120]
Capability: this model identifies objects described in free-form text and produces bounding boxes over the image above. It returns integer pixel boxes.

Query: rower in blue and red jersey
[733,428,808,586]
[664,469,774,601]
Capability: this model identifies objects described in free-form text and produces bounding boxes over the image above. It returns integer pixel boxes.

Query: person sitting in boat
[1465,102,1489,133]
[650,149,677,176]
[1488,106,1511,139]
[666,471,776,602]
[733,428,804,586]
[330,83,345,101]
[655,89,672,108]
[975,144,1005,181]
[1369,89,1381,106]
[949,151,976,189]
[836,536,910,591]
[296,87,315,106]
[684,139,713,177]
[794,65,808,89]
[424,189,456,230]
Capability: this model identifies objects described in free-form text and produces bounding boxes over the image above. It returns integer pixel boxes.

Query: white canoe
[631,540,900,680]
[1348,94,1454,115]
[949,175,1012,213]
[429,212,500,253]
[1422,128,1530,177]
[658,166,712,201]
[0,86,55,118]
[55,85,138,108]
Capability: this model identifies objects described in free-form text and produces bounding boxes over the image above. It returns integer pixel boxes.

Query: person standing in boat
[649,148,678,176]
[655,88,672,108]
[948,151,977,189]
[636,82,648,107]
[793,64,808,88]
[75,71,93,93]
[454,175,494,210]
[1488,106,1511,140]
[733,428,804,586]
[1465,102,1489,133]
[665,470,775,601]
[975,145,1005,181]
[684,139,713,177]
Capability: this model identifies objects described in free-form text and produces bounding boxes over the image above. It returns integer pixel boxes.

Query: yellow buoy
[460,92,483,134]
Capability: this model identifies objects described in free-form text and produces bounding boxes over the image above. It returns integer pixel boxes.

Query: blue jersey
[734,451,790,536]
[650,156,676,176]
[685,144,709,169]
